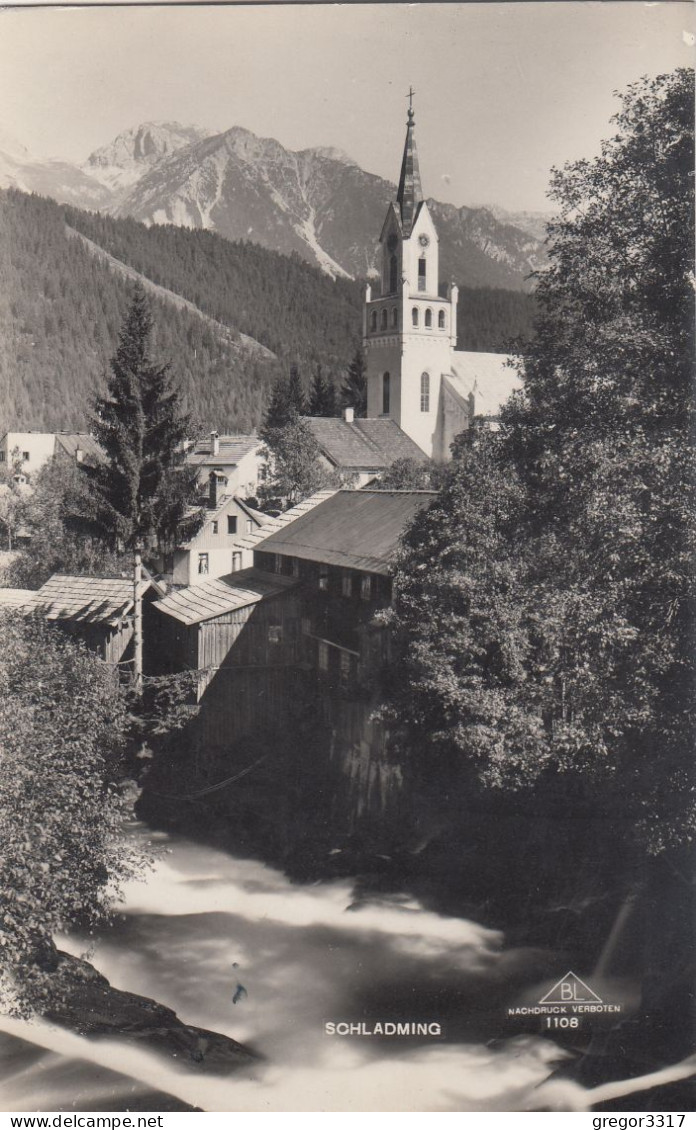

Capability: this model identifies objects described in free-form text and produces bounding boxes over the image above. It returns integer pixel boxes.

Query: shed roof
[153,567,299,626]
[31,574,159,626]
[186,435,261,468]
[305,417,426,470]
[448,351,520,419]
[257,489,435,574]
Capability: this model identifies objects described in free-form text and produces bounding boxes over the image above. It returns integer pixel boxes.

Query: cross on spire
[407,86,415,119]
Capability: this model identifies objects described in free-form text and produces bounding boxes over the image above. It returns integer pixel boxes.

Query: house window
[231,551,242,571]
[342,571,352,598]
[438,310,446,329]
[274,554,283,575]
[391,307,398,328]
[268,625,282,645]
[22,451,29,462]
[420,372,430,413]
[301,617,311,636]
[418,258,426,292]
[291,557,300,577]
[412,307,419,327]
[425,308,432,328]
[380,308,388,331]
[198,553,209,575]
[340,651,351,685]
[389,254,398,293]
[212,520,219,534]
[361,574,372,601]
[228,515,237,535]
[370,310,377,332]
[246,518,253,533]
[319,564,329,591]
[318,640,329,671]
[382,372,390,415]
[0,453,5,462]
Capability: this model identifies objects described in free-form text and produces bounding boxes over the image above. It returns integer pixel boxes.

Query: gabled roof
[186,434,261,468]
[53,432,105,464]
[305,417,426,471]
[31,573,163,626]
[448,351,521,419]
[153,567,299,626]
[258,489,436,575]
[233,489,338,553]
[177,494,269,549]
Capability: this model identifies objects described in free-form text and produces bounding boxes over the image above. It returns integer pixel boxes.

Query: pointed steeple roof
[396,100,423,237]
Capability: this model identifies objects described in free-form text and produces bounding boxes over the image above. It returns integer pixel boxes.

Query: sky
[0,2,692,212]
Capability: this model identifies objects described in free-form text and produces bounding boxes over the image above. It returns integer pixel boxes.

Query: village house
[185,432,264,499]
[305,410,427,486]
[165,471,269,587]
[0,430,104,479]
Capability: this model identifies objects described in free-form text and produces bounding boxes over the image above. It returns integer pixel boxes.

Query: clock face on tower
[418,234,430,248]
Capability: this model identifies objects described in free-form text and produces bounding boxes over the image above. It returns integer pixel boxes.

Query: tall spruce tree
[287,365,307,415]
[341,347,367,417]
[308,364,338,417]
[87,285,197,552]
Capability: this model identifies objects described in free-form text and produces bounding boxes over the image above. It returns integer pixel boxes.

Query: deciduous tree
[0,613,147,1013]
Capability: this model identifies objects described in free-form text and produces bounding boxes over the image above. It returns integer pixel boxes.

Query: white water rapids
[0,827,571,1112]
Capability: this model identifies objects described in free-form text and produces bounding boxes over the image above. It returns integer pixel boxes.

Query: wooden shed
[31,573,165,667]
[151,568,301,695]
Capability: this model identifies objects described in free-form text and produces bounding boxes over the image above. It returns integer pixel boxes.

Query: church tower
[363,96,458,460]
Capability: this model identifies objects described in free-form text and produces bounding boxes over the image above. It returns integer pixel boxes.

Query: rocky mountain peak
[83,122,213,189]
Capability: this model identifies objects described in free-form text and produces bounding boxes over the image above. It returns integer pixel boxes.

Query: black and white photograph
[0,0,693,1116]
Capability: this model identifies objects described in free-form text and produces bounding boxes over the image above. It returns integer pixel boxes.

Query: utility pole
[133,542,143,695]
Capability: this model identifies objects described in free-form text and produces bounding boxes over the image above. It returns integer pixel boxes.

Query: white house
[0,431,104,479]
[170,472,269,587]
[185,432,264,499]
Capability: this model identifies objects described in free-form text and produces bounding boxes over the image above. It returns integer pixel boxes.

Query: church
[308,99,520,468]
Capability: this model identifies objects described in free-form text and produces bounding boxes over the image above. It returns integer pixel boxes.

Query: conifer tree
[287,365,307,415]
[86,285,197,552]
[340,347,367,417]
[308,364,338,417]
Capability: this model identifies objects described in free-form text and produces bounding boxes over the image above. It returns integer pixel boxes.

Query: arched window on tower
[389,255,398,294]
[438,310,446,329]
[370,310,377,332]
[412,307,419,327]
[380,309,388,331]
[420,372,430,413]
[418,258,427,292]
[391,308,398,328]
[382,372,391,415]
[425,308,432,328]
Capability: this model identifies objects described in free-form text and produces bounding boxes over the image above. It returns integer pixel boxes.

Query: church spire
[396,89,423,237]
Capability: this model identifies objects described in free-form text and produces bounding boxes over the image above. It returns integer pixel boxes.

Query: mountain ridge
[0,119,545,288]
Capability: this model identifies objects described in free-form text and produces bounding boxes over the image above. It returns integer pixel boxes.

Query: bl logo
[539,971,603,1005]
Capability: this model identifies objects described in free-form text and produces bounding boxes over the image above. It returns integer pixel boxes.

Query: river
[0,826,577,1112]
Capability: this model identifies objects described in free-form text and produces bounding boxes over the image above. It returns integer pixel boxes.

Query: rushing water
[0,826,573,1112]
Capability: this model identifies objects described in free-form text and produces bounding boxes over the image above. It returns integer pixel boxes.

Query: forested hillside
[0,189,536,436]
